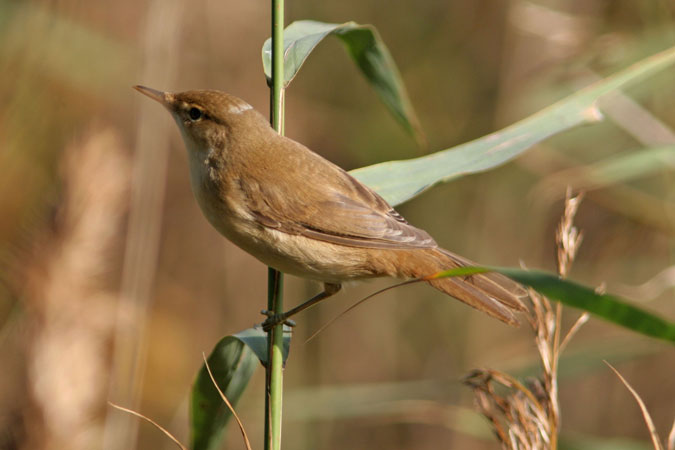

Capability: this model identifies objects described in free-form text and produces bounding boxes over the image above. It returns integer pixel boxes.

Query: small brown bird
[134,86,526,327]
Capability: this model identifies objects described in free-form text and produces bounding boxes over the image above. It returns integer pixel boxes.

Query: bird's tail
[405,248,527,326]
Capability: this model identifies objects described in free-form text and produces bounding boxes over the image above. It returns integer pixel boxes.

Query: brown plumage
[135,86,526,326]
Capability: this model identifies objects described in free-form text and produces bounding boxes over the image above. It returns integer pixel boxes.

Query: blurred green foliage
[0,1,674,449]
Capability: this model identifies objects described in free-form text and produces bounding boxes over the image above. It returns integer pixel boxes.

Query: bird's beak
[133,85,174,107]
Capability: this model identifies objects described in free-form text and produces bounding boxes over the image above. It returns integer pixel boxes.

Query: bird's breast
[187,159,375,281]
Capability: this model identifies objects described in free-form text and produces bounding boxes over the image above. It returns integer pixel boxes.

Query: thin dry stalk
[108,403,187,450]
[466,189,586,450]
[605,361,666,450]
[103,1,183,449]
[202,353,253,450]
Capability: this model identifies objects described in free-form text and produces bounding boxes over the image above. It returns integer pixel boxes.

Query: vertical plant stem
[265,0,285,449]
[550,301,562,450]
[104,2,183,449]
[265,269,284,450]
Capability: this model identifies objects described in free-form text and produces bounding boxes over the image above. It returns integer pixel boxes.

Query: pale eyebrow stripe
[229,103,253,114]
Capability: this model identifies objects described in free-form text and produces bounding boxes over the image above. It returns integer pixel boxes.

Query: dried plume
[465,189,586,450]
[22,126,130,450]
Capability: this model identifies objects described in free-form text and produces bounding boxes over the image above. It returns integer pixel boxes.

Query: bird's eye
[188,107,203,121]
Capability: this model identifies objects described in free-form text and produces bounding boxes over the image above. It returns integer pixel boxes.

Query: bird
[134,85,526,328]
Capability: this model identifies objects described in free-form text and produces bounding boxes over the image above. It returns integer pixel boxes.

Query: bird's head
[133,85,267,158]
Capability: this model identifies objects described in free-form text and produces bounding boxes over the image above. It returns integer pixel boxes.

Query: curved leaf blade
[190,326,292,450]
[350,45,675,207]
[262,20,424,144]
[574,145,675,188]
[429,267,675,343]
[191,335,258,450]
[232,326,293,366]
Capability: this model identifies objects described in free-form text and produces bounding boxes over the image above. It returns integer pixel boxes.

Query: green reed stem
[264,0,285,449]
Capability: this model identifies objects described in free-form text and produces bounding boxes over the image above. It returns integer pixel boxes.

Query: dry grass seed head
[23,127,130,450]
[467,189,586,450]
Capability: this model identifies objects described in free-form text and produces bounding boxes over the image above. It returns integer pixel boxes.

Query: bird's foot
[260,309,296,331]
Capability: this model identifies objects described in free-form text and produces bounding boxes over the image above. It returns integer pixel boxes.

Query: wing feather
[237,140,436,250]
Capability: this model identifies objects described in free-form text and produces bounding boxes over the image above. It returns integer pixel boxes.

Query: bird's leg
[262,283,342,331]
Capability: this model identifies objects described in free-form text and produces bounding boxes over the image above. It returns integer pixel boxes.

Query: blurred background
[1,0,674,449]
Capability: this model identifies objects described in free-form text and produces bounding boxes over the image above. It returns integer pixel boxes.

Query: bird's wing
[239,144,437,250]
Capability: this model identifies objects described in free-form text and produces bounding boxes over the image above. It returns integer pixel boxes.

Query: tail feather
[428,276,520,325]
[438,249,527,312]
[446,249,527,304]
[409,248,527,326]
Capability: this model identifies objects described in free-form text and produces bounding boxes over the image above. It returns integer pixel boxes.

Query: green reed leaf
[262,20,424,145]
[350,46,675,207]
